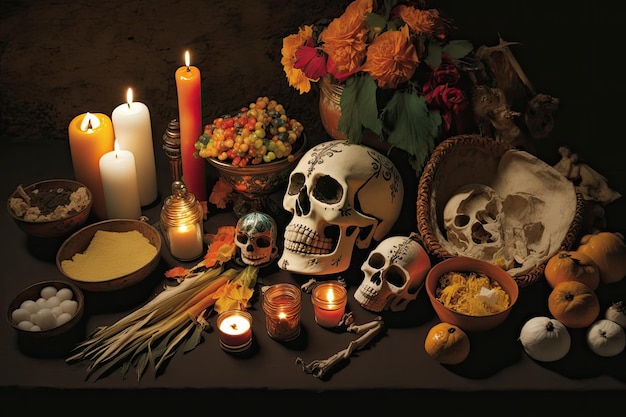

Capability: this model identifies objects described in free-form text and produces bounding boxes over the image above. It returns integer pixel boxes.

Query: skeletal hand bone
[300,278,317,293]
[296,317,384,378]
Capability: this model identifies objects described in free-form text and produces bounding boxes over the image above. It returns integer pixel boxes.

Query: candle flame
[114,140,120,157]
[278,312,287,320]
[79,112,101,132]
[126,88,133,107]
[326,288,335,302]
[184,50,190,70]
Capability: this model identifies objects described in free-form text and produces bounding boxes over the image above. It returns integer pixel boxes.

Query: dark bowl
[7,179,92,238]
[7,280,85,357]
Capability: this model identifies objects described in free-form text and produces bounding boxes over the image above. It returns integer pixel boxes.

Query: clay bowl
[7,179,93,238]
[56,219,162,292]
[206,133,308,216]
[425,256,520,332]
[206,133,308,195]
[7,280,85,357]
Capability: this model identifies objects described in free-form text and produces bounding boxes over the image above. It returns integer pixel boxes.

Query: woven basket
[416,134,585,287]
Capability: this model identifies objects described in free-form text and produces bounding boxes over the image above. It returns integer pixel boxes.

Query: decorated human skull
[279,140,404,275]
[443,184,504,260]
[354,233,431,312]
[235,211,278,266]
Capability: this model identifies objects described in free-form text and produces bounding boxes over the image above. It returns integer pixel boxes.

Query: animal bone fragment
[295,317,384,378]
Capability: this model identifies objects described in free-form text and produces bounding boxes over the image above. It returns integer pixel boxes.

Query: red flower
[426,55,460,87]
[294,39,328,80]
[424,84,468,134]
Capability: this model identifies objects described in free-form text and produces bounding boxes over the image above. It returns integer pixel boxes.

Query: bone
[300,278,317,293]
[296,317,384,378]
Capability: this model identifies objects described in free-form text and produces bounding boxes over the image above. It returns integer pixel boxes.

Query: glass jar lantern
[160,180,204,261]
[262,283,302,342]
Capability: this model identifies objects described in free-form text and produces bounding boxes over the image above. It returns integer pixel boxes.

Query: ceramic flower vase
[318,75,347,141]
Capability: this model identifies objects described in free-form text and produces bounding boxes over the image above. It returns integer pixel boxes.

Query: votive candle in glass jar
[311,281,347,328]
[217,309,253,353]
[263,283,301,342]
[160,180,204,261]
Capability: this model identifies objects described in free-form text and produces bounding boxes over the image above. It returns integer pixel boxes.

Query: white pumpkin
[586,319,626,357]
[605,301,626,328]
[519,316,571,362]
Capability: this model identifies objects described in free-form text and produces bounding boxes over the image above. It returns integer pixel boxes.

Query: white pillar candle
[112,88,158,206]
[99,142,142,219]
[168,222,203,261]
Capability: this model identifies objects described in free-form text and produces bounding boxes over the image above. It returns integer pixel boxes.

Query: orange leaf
[164,266,189,279]
[203,225,237,268]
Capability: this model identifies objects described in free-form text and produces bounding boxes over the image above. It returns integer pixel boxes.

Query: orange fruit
[424,322,470,365]
[548,281,600,328]
[544,251,600,290]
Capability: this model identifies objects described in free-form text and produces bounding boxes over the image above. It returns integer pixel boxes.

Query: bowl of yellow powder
[56,219,162,292]
[425,256,520,332]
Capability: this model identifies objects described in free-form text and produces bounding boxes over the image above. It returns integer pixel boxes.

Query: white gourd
[519,316,571,362]
[605,301,626,328]
[586,319,626,357]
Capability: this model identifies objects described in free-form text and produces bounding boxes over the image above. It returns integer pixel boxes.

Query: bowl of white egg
[7,280,85,357]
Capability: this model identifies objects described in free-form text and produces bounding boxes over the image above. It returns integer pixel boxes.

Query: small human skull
[443,184,504,260]
[279,140,404,275]
[235,211,278,266]
[354,234,431,312]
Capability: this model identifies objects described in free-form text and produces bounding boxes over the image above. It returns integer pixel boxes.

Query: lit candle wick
[184,50,191,72]
[230,323,239,331]
[126,87,133,109]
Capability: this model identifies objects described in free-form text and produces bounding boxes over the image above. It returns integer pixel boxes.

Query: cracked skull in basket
[279,140,403,275]
[443,183,504,261]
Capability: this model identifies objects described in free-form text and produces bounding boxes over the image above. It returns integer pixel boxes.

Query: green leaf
[131,339,152,381]
[425,43,442,68]
[365,11,387,32]
[151,320,187,365]
[155,321,196,372]
[121,360,131,380]
[134,350,150,382]
[183,322,204,353]
[381,90,441,173]
[443,40,474,61]
[339,75,382,142]
[85,341,138,382]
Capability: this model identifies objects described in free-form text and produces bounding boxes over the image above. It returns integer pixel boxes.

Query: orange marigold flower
[319,0,372,77]
[208,176,233,209]
[281,25,314,94]
[395,5,447,40]
[362,25,418,89]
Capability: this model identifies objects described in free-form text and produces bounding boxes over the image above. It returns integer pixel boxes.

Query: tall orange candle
[175,50,207,201]
[68,112,115,220]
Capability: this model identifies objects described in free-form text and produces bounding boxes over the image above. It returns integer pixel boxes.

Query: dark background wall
[1,0,623,231]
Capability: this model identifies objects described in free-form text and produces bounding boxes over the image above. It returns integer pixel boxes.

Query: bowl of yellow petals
[425,256,519,332]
